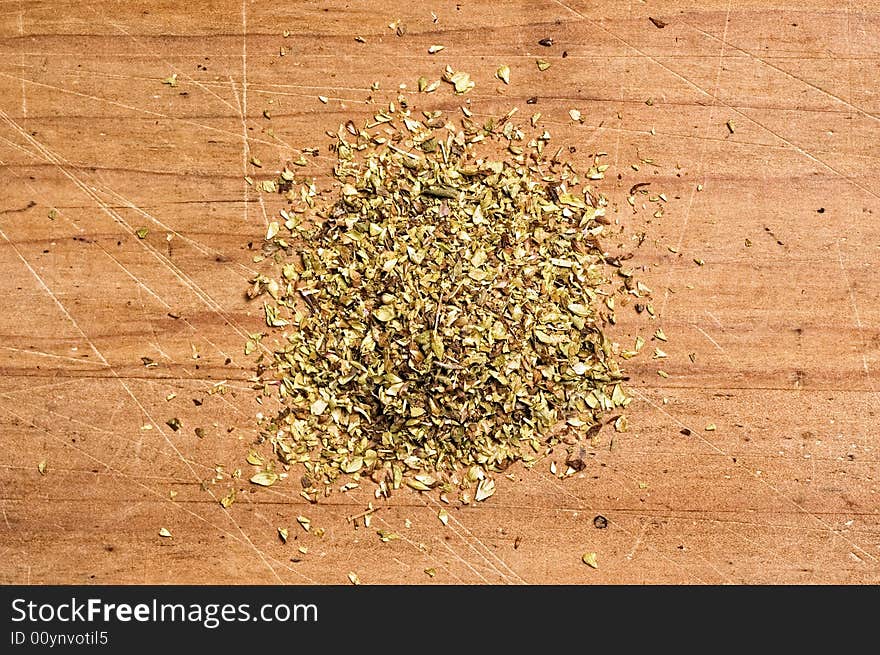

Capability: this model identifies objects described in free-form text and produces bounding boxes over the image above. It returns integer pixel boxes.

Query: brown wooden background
[1,0,878,584]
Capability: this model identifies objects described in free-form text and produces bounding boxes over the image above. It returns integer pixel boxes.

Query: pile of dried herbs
[247,94,646,502]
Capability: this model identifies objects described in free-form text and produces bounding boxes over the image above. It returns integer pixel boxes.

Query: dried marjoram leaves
[248,94,645,501]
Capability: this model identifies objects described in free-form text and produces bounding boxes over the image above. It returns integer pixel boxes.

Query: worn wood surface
[1,0,878,584]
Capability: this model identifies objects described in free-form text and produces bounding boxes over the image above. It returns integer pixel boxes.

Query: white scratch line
[425,496,525,584]
[693,324,738,369]
[0,71,284,151]
[92,170,258,277]
[540,474,712,583]
[550,0,880,206]
[0,111,269,357]
[371,514,467,583]
[683,20,879,124]
[229,77,253,226]
[0,142,240,363]
[436,538,493,583]
[836,240,877,452]
[17,1,25,118]
[97,12,243,117]
[0,225,283,582]
[631,388,877,563]
[0,345,106,367]
[625,519,649,560]
[660,0,732,317]
[705,310,723,328]
[1,404,314,583]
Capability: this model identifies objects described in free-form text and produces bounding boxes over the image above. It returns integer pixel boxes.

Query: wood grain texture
[1,0,878,584]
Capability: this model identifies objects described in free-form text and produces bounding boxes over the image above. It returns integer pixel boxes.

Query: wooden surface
[1,0,878,585]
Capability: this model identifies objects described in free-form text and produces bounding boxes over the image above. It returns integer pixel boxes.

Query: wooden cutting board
[1,0,877,584]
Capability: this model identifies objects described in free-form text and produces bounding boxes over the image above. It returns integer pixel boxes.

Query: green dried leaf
[249,471,279,487]
[372,306,396,322]
[377,529,399,542]
[220,488,236,508]
[475,478,495,502]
